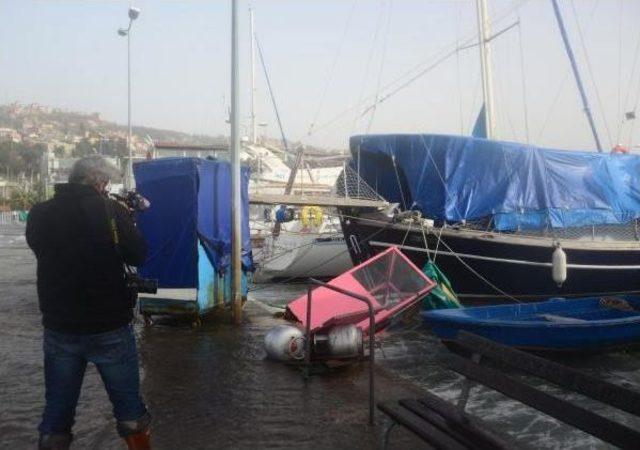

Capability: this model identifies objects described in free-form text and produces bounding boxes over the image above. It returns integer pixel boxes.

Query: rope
[391,155,407,211]
[371,239,521,303]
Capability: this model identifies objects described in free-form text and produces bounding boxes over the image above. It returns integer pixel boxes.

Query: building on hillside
[0,128,21,143]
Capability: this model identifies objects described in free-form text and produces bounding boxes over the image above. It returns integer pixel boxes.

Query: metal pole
[127,28,132,189]
[475,0,496,139]
[550,0,602,152]
[249,8,257,145]
[230,0,243,324]
[308,278,376,425]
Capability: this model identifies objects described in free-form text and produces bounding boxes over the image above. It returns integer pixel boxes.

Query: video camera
[109,190,158,295]
[110,191,151,213]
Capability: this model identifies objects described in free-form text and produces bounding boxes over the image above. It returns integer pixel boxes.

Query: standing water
[2,222,640,448]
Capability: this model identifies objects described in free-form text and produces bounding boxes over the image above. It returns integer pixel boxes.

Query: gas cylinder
[264,325,305,361]
[313,324,363,359]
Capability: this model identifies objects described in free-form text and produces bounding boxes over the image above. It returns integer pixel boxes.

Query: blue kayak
[421,296,640,352]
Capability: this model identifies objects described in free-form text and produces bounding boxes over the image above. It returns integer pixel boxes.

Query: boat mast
[250,8,257,145]
[550,0,603,152]
[476,0,496,139]
[230,0,243,324]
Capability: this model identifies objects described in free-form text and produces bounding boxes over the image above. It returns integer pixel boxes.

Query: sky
[1,0,640,151]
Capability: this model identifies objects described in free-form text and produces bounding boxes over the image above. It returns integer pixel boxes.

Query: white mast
[249,8,257,144]
[475,0,496,139]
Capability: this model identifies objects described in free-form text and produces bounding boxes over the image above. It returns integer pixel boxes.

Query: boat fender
[300,205,323,228]
[552,244,567,287]
[264,325,306,361]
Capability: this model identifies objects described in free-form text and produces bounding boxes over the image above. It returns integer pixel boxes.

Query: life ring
[300,205,323,228]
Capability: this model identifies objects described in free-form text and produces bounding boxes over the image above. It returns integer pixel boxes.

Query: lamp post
[118,6,140,190]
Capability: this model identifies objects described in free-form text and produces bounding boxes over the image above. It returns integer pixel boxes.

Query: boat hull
[340,216,640,302]
[421,297,640,352]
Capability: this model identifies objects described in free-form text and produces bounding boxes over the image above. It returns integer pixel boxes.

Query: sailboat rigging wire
[255,36,290,155]
[620,15,640,144]
[306,0,358,138]
[616,0,623,144]
[517,17,530,143]
[309,0,531,138]
[626,71,640,148]
[366,0,394,133]
[569,0,613,149]
[350,0,388,135]
[456,2,464,135]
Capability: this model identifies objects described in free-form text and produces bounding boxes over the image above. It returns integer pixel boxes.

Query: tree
[9,187,38,210]
[72,138,96,157]
[54,145,66,158]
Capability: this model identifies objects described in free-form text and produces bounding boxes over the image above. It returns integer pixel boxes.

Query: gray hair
[68,156,120,185]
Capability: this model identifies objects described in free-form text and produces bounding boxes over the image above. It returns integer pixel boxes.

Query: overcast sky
[2,0,640,151]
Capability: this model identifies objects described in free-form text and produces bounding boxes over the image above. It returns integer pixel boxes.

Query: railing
[306,278,376,425]
[0,211,26,225]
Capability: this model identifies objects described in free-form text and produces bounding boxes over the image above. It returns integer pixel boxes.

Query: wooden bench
[379,331,640,449]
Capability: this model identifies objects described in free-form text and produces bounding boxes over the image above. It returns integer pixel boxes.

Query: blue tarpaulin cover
[134,158,252,289]
[351,134,640,230]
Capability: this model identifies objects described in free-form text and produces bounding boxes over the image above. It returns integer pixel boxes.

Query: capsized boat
[286,246,436,335]
[422,296,640,352]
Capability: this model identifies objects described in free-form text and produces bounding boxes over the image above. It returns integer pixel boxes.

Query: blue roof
[350,134,640,230]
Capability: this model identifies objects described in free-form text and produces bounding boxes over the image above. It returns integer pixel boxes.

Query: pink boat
[285,246,436,335]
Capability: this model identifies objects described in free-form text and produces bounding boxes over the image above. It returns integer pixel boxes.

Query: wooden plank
[416,392,518,450]
[399,399,504,450]
[249,193,387,208]
[445,353,640,450]
[455,331,640,416]
[378,402,469,450]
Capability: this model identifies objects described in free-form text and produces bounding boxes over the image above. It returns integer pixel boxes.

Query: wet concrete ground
[3,221,640,449]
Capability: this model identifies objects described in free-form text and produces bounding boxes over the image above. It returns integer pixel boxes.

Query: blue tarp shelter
[133,158,252,316]
[351,134,640,231]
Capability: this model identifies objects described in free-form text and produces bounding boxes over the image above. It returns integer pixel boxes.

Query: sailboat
[245,9,353,281]
[337,0,640,303]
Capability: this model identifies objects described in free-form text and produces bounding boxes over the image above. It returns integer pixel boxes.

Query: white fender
[552,244,567,287]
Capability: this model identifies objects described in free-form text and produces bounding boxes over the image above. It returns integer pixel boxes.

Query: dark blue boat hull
[421,297,640,352]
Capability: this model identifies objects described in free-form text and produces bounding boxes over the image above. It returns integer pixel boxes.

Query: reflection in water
[2,223,640,449]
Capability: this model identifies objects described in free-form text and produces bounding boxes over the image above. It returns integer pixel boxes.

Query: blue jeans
[39,324,149,437]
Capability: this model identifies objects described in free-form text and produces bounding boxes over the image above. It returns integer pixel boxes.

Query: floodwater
[2,221,640,449]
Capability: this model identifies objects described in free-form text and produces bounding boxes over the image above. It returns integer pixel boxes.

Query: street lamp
[118,6,140,190]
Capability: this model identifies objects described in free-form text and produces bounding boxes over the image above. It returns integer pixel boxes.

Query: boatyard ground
[3,222,640,449]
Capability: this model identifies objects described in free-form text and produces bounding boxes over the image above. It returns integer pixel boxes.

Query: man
[26,156,151,450]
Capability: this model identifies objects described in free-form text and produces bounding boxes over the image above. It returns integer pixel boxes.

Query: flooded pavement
[2,221,640,449]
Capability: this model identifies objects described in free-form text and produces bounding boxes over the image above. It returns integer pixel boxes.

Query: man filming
[26,156,151,450]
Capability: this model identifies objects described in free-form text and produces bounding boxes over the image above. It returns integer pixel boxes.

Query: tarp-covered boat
[340,134,640,301]
[422,296,640,352]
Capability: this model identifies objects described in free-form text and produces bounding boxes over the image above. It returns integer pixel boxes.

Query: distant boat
[422,296,640,352]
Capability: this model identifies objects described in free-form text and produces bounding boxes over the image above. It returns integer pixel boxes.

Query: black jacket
[26,183,147,334]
